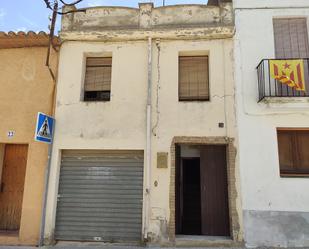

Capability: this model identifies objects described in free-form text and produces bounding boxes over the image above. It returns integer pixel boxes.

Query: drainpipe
[39,42,59,247]
[144,37,152,240]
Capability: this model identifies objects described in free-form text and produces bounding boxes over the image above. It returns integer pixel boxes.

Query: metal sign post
[34,112,55,246]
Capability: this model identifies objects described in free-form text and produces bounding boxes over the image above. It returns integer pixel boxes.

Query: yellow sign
[269,59,306,92]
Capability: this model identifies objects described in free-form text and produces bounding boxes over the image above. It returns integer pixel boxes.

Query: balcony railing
[256,58,309,102]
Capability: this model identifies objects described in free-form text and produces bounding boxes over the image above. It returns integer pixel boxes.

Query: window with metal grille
[178,56,209,101]
[84,57,112,101]
[277,129,309,176]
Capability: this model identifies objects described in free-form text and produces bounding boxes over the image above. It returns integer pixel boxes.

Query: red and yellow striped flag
[269,60,306,92]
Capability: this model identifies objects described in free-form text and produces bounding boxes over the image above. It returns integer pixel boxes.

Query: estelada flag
[269,59,306,92]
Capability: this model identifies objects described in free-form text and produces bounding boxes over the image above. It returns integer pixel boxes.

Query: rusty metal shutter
[54,150,144,242]
[273,18,309,58]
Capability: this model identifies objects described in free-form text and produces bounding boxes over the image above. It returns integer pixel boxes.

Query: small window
[84,57,112,101]
[179,56,209,101]
[277,129,309,176]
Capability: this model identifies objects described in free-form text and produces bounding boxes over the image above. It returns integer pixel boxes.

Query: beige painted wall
[0,144,5,182]
[45,38,242,244]
[0,47,56,245]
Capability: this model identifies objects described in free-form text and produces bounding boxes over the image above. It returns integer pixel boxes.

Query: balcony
[257,58,309,102]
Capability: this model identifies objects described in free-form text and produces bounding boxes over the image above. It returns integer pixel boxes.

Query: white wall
[235,1,309,213]
[44,38,238,242]
[234,1,309,247]
[234,0,309,9]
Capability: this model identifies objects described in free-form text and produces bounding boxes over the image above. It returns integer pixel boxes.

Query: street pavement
[1,246,309,249]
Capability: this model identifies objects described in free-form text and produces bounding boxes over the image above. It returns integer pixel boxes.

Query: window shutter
[277,130,294,173]
[179,56,209,100]
[84,57,112,92]
[273,18,309,96]
[277,130,309,175]
[295,131,309,172]
[273,18,309,58]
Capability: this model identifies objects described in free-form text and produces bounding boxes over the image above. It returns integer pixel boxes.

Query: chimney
[207,0,232,6]
[139,2,154,29]
[207,0,219,6]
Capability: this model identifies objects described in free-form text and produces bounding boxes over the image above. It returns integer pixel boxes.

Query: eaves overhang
[0,31,60,49]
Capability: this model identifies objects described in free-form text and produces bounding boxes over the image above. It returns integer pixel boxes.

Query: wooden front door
[0,144,28,231]
[200,145,230,236]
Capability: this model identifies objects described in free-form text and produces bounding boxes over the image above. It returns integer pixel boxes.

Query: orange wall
[0,46,57,245]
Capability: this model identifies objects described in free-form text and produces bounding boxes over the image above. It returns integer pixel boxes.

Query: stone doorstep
[174,235,241,247]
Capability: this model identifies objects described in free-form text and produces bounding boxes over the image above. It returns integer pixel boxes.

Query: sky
[0,0,209,33]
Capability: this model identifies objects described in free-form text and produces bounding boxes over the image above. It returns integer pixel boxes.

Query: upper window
[273,18,309,59]
[277,129,309,176]
[260,18,309,98]
[84,57,112,101]
[178,56,209,101]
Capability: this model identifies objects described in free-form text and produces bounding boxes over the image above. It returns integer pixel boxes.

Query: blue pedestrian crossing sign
[35,112,55,144]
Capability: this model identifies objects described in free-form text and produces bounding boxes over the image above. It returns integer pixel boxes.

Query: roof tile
[0,31,60,49]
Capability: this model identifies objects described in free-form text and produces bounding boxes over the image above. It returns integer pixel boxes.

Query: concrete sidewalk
[0,247,245,249]
[0,246,309,249]
[0,245,244,249]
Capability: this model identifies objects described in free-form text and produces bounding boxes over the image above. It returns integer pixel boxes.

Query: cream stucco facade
[0,33,58,245]
[44,2,243,246]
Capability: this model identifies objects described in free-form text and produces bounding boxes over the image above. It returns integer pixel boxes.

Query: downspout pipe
[144,37,152,240]
[39,40,59,247]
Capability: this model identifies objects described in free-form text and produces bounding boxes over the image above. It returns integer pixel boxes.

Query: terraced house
[0,31,58,245]
[42,0,243,246]
[234,0,309,247]
[2,0,309,248]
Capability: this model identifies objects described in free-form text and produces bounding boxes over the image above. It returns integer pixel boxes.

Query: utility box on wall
[157,152,168,169]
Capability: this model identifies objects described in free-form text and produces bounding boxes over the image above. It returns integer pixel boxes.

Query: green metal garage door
[55,150,144,242]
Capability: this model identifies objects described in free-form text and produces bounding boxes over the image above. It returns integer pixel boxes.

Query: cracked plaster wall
[61,3,233,32]
[44,38,239,244]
